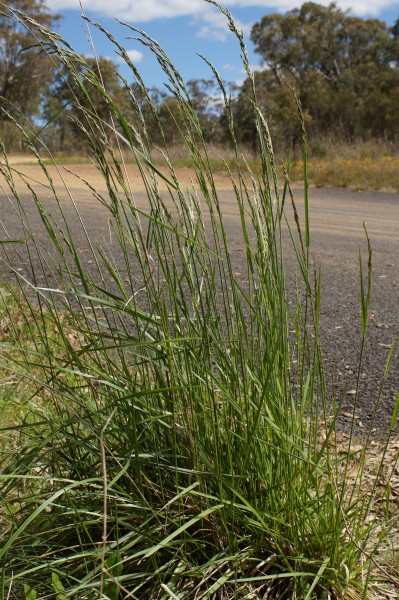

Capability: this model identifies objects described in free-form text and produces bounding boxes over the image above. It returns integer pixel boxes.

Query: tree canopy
[0,1,60,146]
[246,2,399,146]
[1,1,399,154]
[42,56,131,152]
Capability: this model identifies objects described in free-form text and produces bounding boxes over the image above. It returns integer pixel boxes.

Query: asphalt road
[1,184,398,435]
[287,188,399,435]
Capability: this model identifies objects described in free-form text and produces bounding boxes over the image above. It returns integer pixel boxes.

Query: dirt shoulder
[2,160,237,195]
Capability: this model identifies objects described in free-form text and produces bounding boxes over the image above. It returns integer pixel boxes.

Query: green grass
[1,2,399,598]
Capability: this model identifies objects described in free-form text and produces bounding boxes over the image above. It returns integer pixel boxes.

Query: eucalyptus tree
[43,56,130,152]
[0,0,59,148]
[241,2,399,146]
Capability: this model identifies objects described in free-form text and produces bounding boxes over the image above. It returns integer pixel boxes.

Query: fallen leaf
[342,411,359,419]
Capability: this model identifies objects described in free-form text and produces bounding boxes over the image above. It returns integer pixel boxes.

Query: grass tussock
[1,2,399,599]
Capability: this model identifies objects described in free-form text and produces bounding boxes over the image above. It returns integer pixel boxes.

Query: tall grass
[1,2,399,598]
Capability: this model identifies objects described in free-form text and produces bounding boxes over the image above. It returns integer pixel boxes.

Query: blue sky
[45,1,399,90]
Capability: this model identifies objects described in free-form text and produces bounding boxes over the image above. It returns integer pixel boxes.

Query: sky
[43,0,399,91]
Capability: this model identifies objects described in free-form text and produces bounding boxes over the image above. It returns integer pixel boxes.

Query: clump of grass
[0,283,89,472]
[1,2,399,598]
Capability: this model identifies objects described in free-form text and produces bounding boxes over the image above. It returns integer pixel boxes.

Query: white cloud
[194,8,251,42]
[46,0,399,20]
[195,10,231,41]
[47,0,204,21]
[227,0,399,17]
[247,63,265,72]
[47,0,254,43]
[124,49,144,63]
[233,77,245,87]
[114,48,144,65]
[222,63,238,71]
[45,0,399,42]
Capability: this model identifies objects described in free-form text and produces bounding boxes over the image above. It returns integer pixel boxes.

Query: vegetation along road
[1,165,398,436]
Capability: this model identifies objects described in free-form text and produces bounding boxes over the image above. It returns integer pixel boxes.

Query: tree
[246,2,399,146]
[0,1,60,148]
[144,80,224,149]
[186,79,224,143]
[43,56,130,152]
[231,70,302,155]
